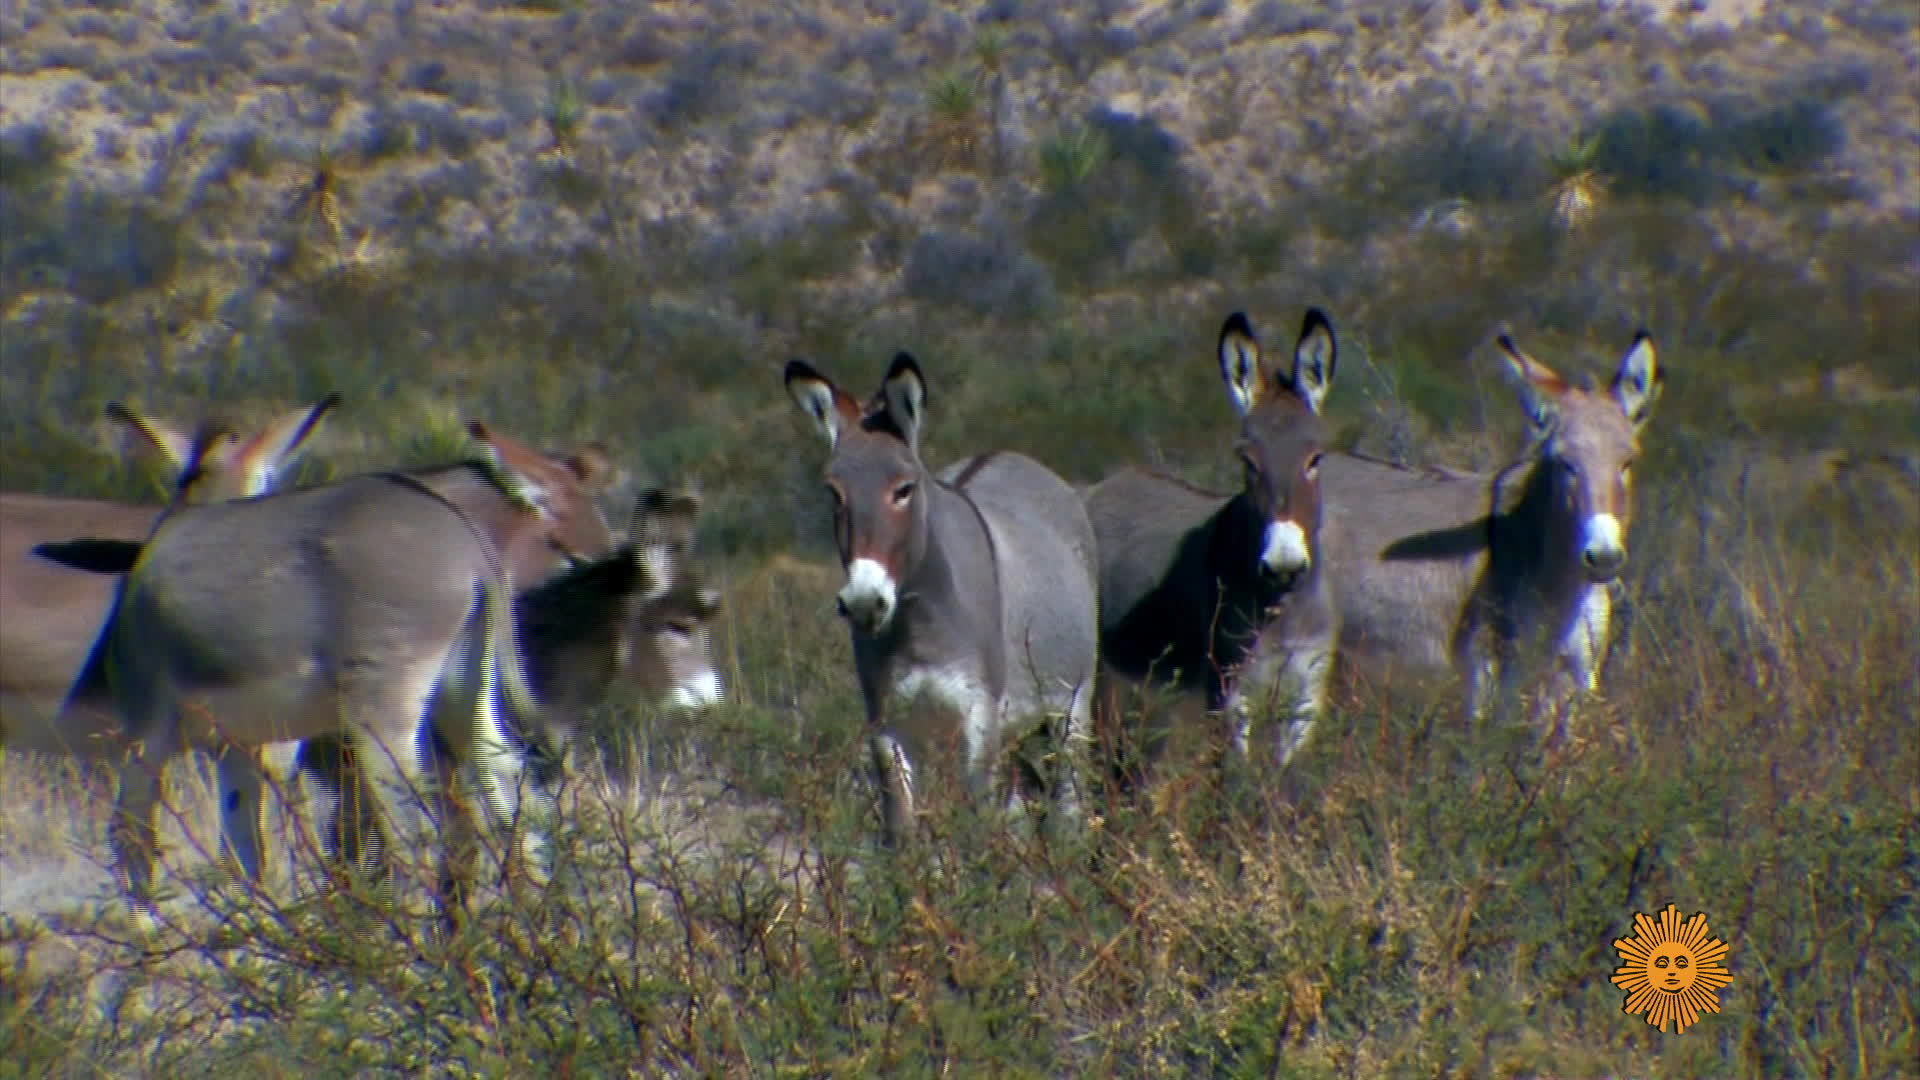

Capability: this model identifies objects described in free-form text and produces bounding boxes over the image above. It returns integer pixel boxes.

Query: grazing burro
[1316,329,1664,732]
[785,353,1101,845]
[1084,309,1338,778]
[58,415,588,923]
[292,486,727,865]
[9,415,617,766]
[1,399,341,760]
[510,487,725,789]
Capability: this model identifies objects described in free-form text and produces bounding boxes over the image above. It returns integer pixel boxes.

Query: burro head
[466,419,619,564]
[1218,309,1337,588]
[628,488,725,710]
[1497,330,1664,583]
[785,352,931,636]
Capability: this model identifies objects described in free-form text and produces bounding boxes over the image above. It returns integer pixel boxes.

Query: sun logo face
[1612,903,1733,1034]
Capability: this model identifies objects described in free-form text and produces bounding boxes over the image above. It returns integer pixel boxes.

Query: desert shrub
[1025,108,1219,290]
[649,39,754,133]
[0,185,190,305]
[1359,101,1545,215]
[0,124,70,193]
[1239,0,1339,39]
[902,228,1056,320]
[1719,97,1845,175]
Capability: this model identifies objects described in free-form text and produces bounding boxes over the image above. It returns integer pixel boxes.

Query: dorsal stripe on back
[948,450,1002,491]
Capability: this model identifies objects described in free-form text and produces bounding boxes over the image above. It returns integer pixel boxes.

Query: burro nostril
[1584,547,1625,578]
[1264,565,1302,590]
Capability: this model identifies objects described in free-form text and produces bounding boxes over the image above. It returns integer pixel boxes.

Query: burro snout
[1581,511,1627,581]
[1260,518,1312,585]
[836,557,898,633]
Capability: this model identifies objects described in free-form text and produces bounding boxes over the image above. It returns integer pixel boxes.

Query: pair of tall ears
[785,313,1338,451]
[785,353,928,454]
[1498,331,1663,434]
[110,393,341,506]
[1218,308,1338,418]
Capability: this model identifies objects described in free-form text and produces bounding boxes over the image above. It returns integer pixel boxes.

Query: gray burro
[1085,308,1339,779]
[65,412,559,927]
[1316,328,1663,734]
[2,398,344,760]
[785,352,1101,846]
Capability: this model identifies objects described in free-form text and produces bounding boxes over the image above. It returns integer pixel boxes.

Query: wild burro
[64,417,575,924]
[294,486,727,851]
[1319,329,1663,733]
[785,352,1100,845]
[507,487,726,789]
[37,418,623,899]
[1,398,341,761]
[1085,309,1338,780]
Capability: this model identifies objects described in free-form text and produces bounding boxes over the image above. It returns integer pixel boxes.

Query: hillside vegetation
[2,0,1916,1076]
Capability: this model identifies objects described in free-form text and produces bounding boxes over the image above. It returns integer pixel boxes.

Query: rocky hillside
[3,0,1914,340]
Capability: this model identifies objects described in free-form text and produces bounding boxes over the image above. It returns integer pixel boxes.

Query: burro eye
[1305,451,1325,478]
[892,480,916,506]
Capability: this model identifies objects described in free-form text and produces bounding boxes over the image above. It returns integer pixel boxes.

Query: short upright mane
[414,456,545,515]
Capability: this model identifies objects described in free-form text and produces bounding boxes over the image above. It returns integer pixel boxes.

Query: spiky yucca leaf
[1547,133,1607,231]
[1037,125,1110,197]
[924,69,982,170]
[542,78,587,165]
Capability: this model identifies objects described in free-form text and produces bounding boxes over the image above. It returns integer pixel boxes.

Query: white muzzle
[1261,520,1312,579]
[668,668,725,711]
[838,557,899,633]
[1581,512,1626,580]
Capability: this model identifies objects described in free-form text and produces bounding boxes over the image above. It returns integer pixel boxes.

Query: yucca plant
[924,68,983,171]
[325,227,390,287]
[1037,124,1110,199]
[542,77,587,165]
[284,143,346,250]
[973,27,1010,175]
[1547,132,1607,231]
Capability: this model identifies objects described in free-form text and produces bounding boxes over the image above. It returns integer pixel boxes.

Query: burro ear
[1290,307,1337,415]
[227,393,340,498]
[1218,312,1263,417]
[1611,330,1662,431]
[785,359,848,448]
[634,487,701,550]
[106,401,197,473]
[880,352,927,454]
[1495,332,1566,434]
[565,442,618,493]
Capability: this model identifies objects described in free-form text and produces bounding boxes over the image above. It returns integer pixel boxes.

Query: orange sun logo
[1612,903,1733,1034]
